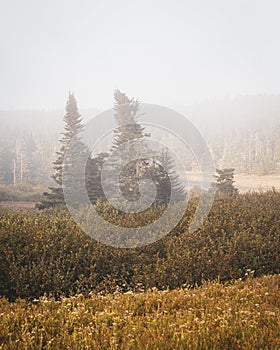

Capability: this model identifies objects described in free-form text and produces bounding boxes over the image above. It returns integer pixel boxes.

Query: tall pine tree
[109,90,151,202]
[37,93,86,209]
[113,89,148,147]
[85,90,186,207]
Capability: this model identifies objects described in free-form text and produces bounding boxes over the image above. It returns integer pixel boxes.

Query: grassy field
[0,274,279,349]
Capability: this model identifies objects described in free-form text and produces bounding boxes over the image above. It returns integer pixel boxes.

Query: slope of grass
[0,275,279,350]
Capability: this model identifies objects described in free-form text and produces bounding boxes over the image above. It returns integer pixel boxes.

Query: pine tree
[104,90,151,203]
[37,93,87,209]
[85,90,186,207]
[113,89,148,148]
[155,148,186,204]
[211,168,238,196]
[85,152,108,204]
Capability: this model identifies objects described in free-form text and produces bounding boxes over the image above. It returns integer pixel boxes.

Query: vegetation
[80,90,185,207]
[0,92,279,349]
[0,184,45,202]
[1,96,280,188]
[85,152,108,204]
[211,168,239,196]
[156,148,186,203]
[0,190,279,301]
[37,93,87,209]
[86,89,149,205]
[0,274,279,349]
[112,89,147,147]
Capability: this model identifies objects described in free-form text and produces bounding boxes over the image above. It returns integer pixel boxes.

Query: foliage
[37,93,87,209]
[1,96,280,186]
[86,90,186,205]
[112,89,147,148]
[211,168,239,196]
[85,152,108,204]
[155,148,186,203]
[100,90,152,203]
[0,275,279,349]
[0,190,279,300]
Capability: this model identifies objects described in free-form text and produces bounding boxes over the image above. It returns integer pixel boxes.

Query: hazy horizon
[1,0,280,110]
[0,93,279,113]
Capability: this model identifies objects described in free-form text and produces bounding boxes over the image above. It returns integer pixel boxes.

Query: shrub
[0,190,279,300]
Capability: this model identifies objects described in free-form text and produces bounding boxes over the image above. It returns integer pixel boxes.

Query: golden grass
[0,275,279,350]
[185,172,280,191]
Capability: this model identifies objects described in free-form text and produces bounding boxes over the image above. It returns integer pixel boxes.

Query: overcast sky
[1,0,280,110]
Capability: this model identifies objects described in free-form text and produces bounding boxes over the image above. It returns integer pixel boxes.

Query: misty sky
[1,0,280,110]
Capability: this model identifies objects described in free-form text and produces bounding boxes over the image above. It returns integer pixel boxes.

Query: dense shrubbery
[0,184,45,202]
[0,190,279,300]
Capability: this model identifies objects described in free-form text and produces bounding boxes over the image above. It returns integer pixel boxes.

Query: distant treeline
[1,95,280,187]
[0,129,54,185]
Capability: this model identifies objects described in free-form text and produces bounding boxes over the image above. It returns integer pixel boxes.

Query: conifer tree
[113,89,148,148]
[105,90,151,202]
[155,148,186,204]
[37,93,86,209]
[85,90,186,207]
[85,152,108,204]
[211,168,238,196]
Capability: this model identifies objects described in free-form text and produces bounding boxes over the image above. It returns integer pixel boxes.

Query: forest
[1,95,280,193]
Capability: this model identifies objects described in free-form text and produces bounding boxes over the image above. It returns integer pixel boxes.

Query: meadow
[0,275,279,349]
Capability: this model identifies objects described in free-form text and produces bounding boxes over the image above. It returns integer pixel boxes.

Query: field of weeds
[0,275,279,349]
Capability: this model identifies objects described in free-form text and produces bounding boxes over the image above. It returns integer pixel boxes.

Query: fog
[1,0,280,189]
[1,0,280,110]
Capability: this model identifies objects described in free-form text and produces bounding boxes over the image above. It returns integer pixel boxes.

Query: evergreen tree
[211,168,238,196]
[105,90,151,203]
[85,152,108,204]
[155,148,186,204]
[113,89,148,148]
[85,90,186,207]
[37,93,87,209]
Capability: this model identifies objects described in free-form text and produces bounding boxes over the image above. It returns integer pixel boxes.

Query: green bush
[0,190,279,300]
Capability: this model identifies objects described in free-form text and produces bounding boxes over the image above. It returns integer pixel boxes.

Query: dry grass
[0,201,36,211]
[185,172,280,191]
[0,275,279,350]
